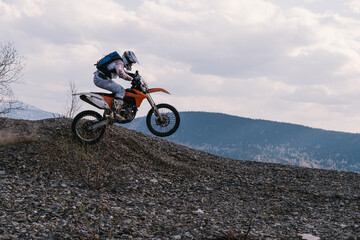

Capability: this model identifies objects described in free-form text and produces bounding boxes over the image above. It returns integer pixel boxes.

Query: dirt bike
[71,71,180,144]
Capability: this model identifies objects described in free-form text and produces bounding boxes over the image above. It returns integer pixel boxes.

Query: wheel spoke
[147,104,180,137]
[72,111,106,144]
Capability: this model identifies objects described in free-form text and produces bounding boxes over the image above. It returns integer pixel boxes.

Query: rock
[150,178,158,183]
[193,209,205,214]
[299,233,320,240]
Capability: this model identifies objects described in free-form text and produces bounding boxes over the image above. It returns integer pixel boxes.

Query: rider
[93,51,139,120]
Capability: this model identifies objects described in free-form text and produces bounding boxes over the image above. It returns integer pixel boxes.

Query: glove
[134,75,141,82]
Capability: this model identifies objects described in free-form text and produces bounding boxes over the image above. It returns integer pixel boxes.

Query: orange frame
[99,90,147,108]
[100,95,115,108]
[99,88,170,108]
[125,89,148,107]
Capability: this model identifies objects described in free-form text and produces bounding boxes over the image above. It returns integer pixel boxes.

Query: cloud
[122,1,357,87]
[346,0,360,15]
[284,86,345,105]
[2,0,360,132]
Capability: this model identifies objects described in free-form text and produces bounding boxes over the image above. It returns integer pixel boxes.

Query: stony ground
[0,118,359,240]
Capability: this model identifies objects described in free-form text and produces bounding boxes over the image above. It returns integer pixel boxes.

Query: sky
[2,0,360,133]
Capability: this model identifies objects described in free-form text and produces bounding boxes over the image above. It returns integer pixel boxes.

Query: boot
[111,98,125,121]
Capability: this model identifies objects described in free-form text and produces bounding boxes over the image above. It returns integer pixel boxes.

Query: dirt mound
[0,117,359,239]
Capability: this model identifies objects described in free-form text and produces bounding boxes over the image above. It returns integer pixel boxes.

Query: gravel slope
[0,118,359,239]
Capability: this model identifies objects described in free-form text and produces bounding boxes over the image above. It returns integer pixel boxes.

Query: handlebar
[130,70,149,92]
[130,70,142,88]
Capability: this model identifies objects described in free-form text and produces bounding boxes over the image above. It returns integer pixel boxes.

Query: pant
[93,72,125,99]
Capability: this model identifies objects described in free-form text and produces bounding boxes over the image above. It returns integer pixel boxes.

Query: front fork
[146,93,163,121]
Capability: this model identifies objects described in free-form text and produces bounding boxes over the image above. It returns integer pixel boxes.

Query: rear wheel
[146,104,180,137]
[71,110,106,144]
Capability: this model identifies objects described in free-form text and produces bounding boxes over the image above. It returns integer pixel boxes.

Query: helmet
[122,51,139,71]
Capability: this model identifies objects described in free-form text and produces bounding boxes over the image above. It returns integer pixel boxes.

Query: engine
[120,104,138,122]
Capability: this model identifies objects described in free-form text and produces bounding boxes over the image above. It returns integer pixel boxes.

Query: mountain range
[0,101,60,120]
[125,111,360,173]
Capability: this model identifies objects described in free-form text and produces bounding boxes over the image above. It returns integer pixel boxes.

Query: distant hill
[125,111,360,173]
[0,101,60,120]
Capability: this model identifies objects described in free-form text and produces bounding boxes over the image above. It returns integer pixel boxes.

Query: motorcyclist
[93,51,139,120]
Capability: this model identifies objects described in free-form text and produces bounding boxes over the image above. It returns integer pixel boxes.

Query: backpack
[95,51,122,74]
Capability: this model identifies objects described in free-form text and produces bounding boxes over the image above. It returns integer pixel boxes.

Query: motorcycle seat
[91,92,116,97]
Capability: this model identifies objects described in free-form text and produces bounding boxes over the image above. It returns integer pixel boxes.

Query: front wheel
[146,104,180,137]
[71,110,106,144]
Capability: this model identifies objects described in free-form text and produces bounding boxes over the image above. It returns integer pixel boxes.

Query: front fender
[147,88,171,95]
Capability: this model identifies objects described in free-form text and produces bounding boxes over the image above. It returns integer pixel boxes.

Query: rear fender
[147,88,170,95]
[76,92,112,109]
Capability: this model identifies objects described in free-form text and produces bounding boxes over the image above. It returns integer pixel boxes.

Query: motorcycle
[71,71,180,144]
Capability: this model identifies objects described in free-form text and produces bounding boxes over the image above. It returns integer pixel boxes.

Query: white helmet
[122,51,139,71]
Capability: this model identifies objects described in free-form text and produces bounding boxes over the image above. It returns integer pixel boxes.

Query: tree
[65,81,81,118]
[0,42,25,115]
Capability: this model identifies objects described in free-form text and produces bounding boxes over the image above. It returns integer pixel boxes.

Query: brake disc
[156,115,170,127]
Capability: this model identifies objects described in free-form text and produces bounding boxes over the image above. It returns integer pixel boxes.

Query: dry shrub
[0,134,38,147]
[214,220,254,240]
[42,129,122,190]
